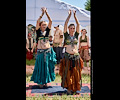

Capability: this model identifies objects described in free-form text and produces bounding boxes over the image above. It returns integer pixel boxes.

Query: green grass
[84,60,91,67]
[26,95,90,100]
[26,59,36,66]
[26,74,90,84]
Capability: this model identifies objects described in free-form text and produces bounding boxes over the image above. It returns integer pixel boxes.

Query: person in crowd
[53,25,64,70]
[28,24,34,34]
[31,26,37,59]
[49,35,53,47]
[26,33,35,60]
[31,26,37,43]
[78,29,90,71]
[30,7,57,88]
[59,10,83,94]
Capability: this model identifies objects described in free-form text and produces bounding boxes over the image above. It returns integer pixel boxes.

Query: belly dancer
[59,10,83,94]
[31,7,57,88]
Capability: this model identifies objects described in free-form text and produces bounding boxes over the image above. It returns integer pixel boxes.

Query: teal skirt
[30,47,57,84]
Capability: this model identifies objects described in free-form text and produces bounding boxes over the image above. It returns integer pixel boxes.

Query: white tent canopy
[26,0,90,27]
[26,0,91,48]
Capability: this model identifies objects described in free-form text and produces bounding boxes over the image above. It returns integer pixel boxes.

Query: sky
[58,0,87,10]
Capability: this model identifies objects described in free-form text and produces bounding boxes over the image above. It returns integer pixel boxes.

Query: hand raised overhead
[73,10,76,15]
[68,9,72,15]
[41,7,47,13]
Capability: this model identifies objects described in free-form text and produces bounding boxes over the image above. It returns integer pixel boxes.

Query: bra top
[65,35,78,45]
[38,37,49,42]
[80,35,87,43]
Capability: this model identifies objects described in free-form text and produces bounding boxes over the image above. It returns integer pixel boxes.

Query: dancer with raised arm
[59,10,83,94]
[31,7,57,88]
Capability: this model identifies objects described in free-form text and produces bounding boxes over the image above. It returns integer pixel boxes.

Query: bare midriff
[37,39,50,49]
[54,32,62,47]
[80,42,88,47]
[66,44,78,54]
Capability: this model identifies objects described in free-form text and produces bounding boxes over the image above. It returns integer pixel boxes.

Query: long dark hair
[68,24,75,28]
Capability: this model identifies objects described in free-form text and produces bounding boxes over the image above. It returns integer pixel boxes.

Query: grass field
[26,59,36,66]
[26,95,90,100]
[26,74,90,84]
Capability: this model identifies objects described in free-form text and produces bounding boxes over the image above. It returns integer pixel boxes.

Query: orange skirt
[59,55,83,92]
[79,45,90,62]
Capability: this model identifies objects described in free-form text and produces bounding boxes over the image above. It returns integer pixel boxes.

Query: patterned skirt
[79,45,90,62]
[59,52,83,92]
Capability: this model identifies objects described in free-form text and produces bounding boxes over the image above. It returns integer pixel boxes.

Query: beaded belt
[37,48,51,62]
[53,43,60,47]
[64,52,80,60]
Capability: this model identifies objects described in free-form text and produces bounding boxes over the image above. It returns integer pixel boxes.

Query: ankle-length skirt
[59,53,83,92]
[30,47,57,84]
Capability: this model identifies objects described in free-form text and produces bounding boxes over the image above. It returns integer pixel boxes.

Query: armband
[60,35,63,38]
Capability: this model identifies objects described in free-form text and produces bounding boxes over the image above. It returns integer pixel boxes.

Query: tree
[84,0,91,11]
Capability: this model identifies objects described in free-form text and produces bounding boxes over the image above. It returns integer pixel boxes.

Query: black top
[36,27,50,43]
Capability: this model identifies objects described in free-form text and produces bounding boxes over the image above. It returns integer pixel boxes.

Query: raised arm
[64,10,72,33]
[73,10,80,33]
[44,7,52,29]
[36,8,45,30]
[78,37,81,49]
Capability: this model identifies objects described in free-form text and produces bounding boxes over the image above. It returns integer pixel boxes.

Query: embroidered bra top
[80,35,87,43]
[64,31,79,46]
[38,37,49,41]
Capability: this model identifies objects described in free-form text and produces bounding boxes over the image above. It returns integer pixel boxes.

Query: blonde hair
[39,21,47,26]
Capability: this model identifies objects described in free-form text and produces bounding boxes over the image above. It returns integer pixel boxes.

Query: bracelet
[40,16,42,18]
